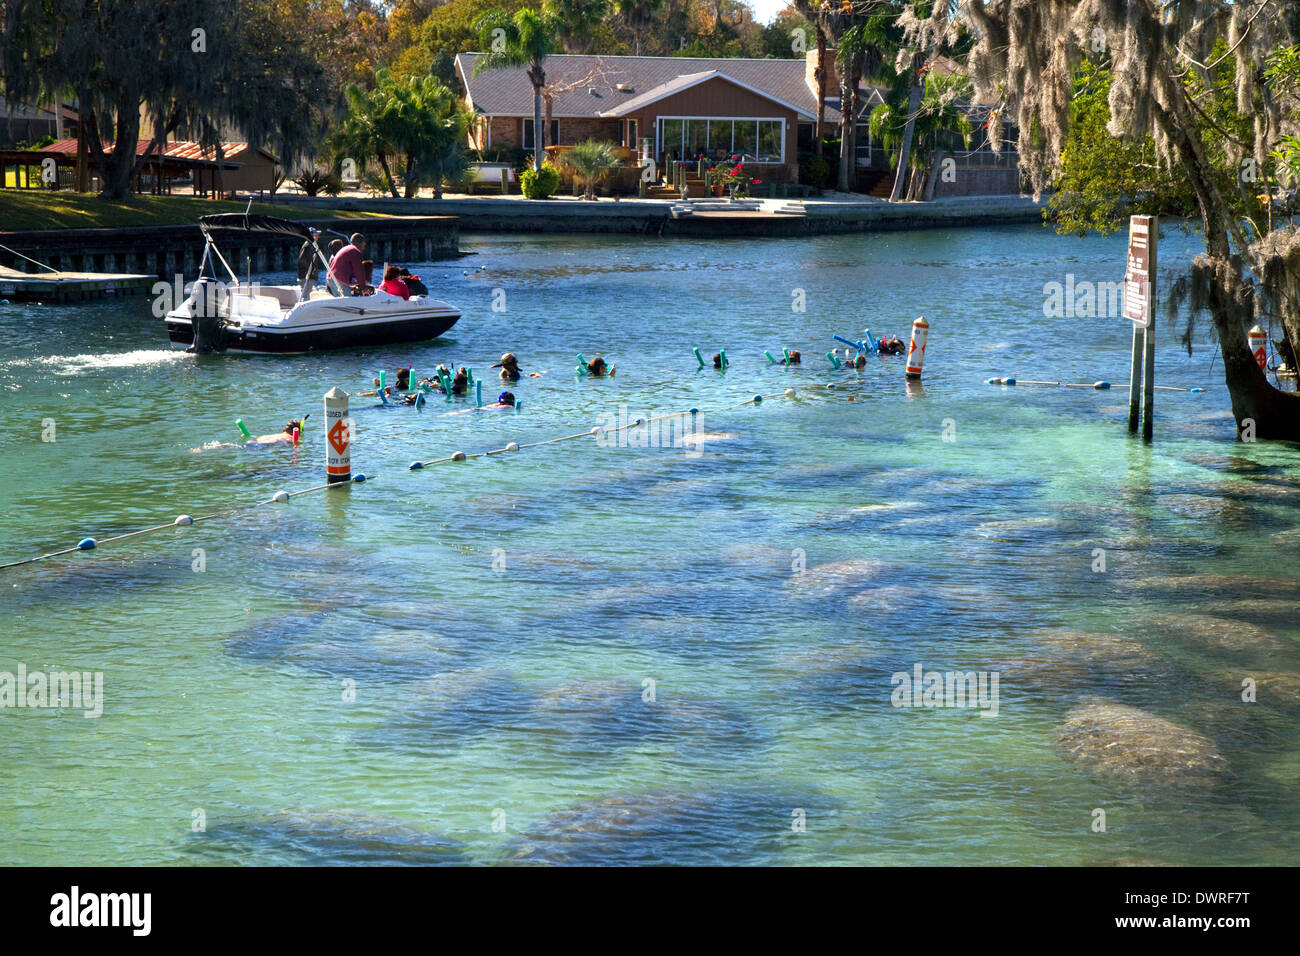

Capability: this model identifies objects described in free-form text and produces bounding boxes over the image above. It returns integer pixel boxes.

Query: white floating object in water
[505,442,519,452]
[272,491,290,502]
[174,515,193,526]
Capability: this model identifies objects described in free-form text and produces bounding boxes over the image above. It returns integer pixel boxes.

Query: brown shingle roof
[456,53,859,123]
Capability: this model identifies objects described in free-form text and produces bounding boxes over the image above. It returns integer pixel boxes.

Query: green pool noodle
[719,349,728,369]
[379,370,386,390]
[693,347,704,368]
[783,348,791,365]
[577,353,589,373]
[825,351,841,369]
[764,350,777,364]
[236,419,251,439]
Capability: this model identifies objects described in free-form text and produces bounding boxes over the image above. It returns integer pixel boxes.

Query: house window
[624,119,638,148]
[522,119,559,149]
[657,117,786,163]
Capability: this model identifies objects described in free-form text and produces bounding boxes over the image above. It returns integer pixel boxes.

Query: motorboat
[164,213,461,353]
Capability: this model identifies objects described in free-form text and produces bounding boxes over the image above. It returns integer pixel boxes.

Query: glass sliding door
[685,119,708,160]
[660,118,683,163]
[732,120,757,160]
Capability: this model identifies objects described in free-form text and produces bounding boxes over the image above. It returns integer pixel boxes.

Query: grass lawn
[0,191,384,231]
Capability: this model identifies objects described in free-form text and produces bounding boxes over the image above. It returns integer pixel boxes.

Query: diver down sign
[324,387,351,483]
[1123,215,1156,326]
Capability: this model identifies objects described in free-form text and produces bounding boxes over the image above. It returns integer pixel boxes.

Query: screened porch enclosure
[656,117,785,166]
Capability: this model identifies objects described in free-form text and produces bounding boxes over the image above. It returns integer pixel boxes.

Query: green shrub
[801,154,830,189]
[520,162,560,199]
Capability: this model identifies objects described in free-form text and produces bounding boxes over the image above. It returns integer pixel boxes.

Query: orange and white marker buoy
[1248,325,1267,371]
[906,316,929,380]
[324,386,351,484]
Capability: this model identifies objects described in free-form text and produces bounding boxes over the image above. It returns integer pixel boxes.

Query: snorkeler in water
[192,418,306,452]
[876,335,905,356]
[493,352,522,381]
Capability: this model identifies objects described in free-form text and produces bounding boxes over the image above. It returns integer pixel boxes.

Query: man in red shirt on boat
[329,233,372,293]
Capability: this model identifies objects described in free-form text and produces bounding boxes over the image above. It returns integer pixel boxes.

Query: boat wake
[8,349,188,375]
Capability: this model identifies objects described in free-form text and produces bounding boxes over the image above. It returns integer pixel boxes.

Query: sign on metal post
[1123,215,1158,439]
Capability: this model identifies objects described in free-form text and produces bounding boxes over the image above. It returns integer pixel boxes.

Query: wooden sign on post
[1123,215,1158,440]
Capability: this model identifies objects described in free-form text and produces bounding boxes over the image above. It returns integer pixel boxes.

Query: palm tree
[332,72,403,197]
[869,69,971,200]
[386,75,473,198]
[612,0,663,56]
[544,0,610,53]
[565,139,619,199]
[888,52,925,201]
[474,8,564,171]
[835,23,868,192]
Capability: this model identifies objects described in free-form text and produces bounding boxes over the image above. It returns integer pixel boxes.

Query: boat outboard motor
[188,277,227,353]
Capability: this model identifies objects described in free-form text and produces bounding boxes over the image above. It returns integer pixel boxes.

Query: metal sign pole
[1141,217,1158,443]
[1123,215,1157,438]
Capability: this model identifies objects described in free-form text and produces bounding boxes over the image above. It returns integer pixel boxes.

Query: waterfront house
[454,49,1019,197]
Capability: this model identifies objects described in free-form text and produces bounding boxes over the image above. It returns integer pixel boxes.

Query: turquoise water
[2,223,1298,866]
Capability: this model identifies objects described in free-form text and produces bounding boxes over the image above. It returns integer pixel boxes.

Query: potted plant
[709,160,762,199]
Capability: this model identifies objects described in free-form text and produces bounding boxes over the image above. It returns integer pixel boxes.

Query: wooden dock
[0,264,157,302]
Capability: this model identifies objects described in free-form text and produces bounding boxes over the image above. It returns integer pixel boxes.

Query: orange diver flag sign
[1123,215,1155,326]
[324,386,351,483]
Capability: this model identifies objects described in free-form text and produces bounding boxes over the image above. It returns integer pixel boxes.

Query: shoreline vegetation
[0,192,389,233]
[0,190,1045,240]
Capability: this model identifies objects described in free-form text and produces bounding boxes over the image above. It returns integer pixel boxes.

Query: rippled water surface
[2,224,1298,865]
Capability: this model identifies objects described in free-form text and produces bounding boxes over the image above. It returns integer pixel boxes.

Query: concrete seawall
[267,194,1047,237]
[0,216,460,279]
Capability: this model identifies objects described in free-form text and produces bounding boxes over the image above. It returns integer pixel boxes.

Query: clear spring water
[1,223,1297,866]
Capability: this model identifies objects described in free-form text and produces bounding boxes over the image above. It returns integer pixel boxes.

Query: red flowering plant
[709,158,762,197]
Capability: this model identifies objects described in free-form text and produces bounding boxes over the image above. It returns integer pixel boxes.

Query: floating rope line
[988,376,1204,393]
[4,383,845,569]
[0,473,371,570]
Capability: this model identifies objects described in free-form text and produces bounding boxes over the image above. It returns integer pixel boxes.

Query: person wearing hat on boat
[493,352,522,381]
[297,228,322,300]
[329,233,370,294]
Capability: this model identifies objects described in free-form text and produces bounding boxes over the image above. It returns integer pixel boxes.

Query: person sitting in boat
[585,356,615,377]
[396,266,428,296]
[329,233,370,293]
[297,228,322,299]
[380,265,410,300]
[876,335,905,356]
[493,352,522,381]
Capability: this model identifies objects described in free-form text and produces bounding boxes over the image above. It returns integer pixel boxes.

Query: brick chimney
[805,46,840,98]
